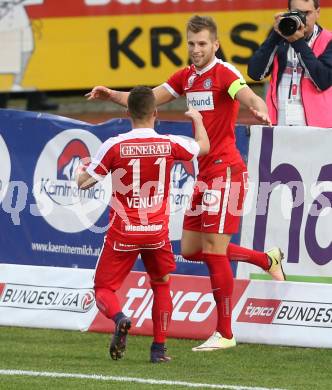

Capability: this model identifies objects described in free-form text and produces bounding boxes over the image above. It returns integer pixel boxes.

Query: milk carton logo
[33,129,112,233]
[186,91,214,111]
[169,160,196,240]
[57,139,89,181]
[0,136,11,204]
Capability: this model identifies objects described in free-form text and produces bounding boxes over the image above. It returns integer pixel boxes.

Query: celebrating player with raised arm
[77,86,209,362]
[86,15,285,352]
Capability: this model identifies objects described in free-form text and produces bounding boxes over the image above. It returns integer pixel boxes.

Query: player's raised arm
[152,85,176,106]
[85,83,176,107]
[185,107,210,156]
[85,86,129,107]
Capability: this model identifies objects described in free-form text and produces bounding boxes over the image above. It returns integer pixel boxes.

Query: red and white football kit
[87,128,199,290]
[164,57,248,234]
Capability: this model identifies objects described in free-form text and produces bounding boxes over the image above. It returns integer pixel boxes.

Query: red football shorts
[94,236,176,291]
[183,163,248,234]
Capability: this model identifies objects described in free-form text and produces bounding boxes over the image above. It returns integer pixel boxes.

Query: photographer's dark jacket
[248,27,332,128]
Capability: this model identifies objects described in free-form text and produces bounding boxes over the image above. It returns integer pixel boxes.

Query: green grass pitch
[0,326,331,390]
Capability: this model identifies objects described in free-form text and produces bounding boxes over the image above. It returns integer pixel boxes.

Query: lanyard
[288,24,319,101]
[288,50,301,100]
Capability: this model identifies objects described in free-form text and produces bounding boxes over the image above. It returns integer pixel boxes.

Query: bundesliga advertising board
[1,0,332,91]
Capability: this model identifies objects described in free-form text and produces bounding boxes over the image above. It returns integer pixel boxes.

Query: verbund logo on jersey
[120,142,171,158]
[237,298,281,324]
[0,136,11,204]
[34,129,111,233]
[186,92,214,111]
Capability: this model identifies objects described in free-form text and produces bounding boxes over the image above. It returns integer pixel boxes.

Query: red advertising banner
[26,0,332,18]
[88,271,250,339]
[237,298,281,324]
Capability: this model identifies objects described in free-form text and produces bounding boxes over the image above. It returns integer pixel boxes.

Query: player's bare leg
[150,274,172,363]
[202,232,231,255]
[181,230,203,260]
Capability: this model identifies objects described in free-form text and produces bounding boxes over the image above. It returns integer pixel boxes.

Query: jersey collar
[129,127,157,135]
[194,57,218,75]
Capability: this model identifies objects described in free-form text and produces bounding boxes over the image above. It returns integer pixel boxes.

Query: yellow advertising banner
[1,2,331,91]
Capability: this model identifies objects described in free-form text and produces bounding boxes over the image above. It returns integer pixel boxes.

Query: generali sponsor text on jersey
[120,142,171,158]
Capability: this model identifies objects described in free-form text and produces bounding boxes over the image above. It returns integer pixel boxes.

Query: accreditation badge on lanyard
[285,49,305,125]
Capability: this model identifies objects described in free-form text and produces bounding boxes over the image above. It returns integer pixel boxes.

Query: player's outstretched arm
[85,86,129,107]
[235,87,272,126]
[152,85,177,106]
[185,107,210,156]
[85,84,175,107]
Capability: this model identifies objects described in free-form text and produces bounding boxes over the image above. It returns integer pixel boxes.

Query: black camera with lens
[278,10,307,37]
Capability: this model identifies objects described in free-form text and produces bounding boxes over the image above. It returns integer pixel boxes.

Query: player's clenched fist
[184,106,203,122]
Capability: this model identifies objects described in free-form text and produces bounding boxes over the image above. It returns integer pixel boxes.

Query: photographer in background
[248,0,332,128]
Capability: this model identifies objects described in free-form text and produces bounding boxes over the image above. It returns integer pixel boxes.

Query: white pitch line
[0,369,286,390]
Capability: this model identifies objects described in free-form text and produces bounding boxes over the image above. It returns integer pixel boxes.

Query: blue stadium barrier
[0,109,249,276]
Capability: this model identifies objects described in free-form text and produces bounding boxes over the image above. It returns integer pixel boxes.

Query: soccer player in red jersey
[86,15,285,351]
[76,86,209,362]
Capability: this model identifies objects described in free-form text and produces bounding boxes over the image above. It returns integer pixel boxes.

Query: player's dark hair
[128,86,156,120]
[288,0,319,9]
[186,15,218,40]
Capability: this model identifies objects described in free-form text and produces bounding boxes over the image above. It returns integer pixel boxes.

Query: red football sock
[95,287,122,319]
[184,246,269,271]
[181,251,204,262]
[227,243,270,270]
[150,280,173,343]
[204,253,234,339]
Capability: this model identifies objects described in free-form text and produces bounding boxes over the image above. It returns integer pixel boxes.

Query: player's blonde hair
[186,15,218,40]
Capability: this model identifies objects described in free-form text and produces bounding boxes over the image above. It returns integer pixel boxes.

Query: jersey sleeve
[86,139,114,181]
[169,135,200,161]
[219,62,248,100]
[162,68,187,98]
